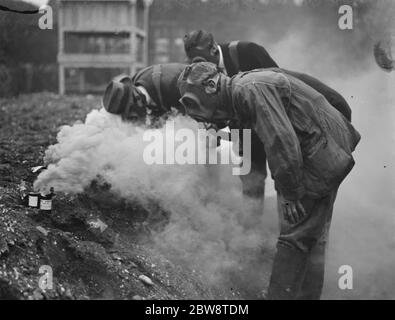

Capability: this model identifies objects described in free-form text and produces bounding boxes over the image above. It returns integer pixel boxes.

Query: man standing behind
[177,62,361,300]
[183,29,351,120]
[183,29,278,76]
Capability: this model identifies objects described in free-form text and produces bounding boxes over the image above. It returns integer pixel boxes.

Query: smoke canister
[39,194,52,212]
[27,193,40,208]
[39,188,54,213]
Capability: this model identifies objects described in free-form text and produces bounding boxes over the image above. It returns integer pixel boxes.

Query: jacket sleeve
[237,83,305,200]
[242,42,279,69]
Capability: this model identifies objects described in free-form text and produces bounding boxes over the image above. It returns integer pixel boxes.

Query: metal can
[39,191,53,212]
[27,193,40,208]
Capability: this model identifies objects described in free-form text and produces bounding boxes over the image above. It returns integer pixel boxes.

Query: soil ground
[0,93,247,300]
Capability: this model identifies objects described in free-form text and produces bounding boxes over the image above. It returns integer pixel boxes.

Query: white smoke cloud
[321,69,395,300]
[34,110,277,293]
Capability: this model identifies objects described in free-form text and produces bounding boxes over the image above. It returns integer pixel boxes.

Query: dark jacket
[132,63,187,114]
[282,69,352,121]
[229,69,360,200]
[221,41,351,121]
[220,41,278,77]
[231,68,353,182]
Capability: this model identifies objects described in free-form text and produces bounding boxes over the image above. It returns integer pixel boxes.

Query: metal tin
[28,193,40,208]
[39,193,53,212]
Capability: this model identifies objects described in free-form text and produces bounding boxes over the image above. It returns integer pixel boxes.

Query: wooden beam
[59,65,65,95]
[61,63,133,69]
[143,0,150,65]
[58,53,136,64]
[61,26,137,33]
[58,1,64,95]
[78,69,85,93]
[130,1,137,74]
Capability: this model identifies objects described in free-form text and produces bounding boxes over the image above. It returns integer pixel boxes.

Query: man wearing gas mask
[183,30,352,121]
[102,63,187,123]
[183,30,352,211]
[184,29,279,76]
[177,62,360,300]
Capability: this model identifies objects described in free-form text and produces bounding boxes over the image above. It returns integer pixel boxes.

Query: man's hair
[183,30,214,57]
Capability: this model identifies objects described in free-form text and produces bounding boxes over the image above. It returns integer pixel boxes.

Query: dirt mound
[0,93,245,300]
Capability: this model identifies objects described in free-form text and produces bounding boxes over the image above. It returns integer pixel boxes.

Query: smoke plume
[34,110,276,297]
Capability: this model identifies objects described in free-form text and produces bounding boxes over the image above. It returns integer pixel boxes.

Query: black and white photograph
[0,0,394,307]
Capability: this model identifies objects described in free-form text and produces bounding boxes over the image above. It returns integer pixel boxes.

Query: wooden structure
[58,0,151,94]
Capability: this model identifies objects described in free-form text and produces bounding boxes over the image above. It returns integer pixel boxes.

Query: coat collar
[217,45,228,76]
[219,43,238,77]
[219,74,240,124]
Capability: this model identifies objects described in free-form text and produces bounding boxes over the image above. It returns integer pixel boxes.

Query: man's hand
[278,194,306,225]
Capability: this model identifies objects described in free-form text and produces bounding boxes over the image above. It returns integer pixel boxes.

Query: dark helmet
[102,74,148,121]
[183,30,219,63]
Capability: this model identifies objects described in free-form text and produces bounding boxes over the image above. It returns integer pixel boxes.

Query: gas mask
[178,63,229,126]
[102,75,148,122]
[185,32,219,65]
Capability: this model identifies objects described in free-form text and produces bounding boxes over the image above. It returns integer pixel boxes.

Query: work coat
[229,69,360,200]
